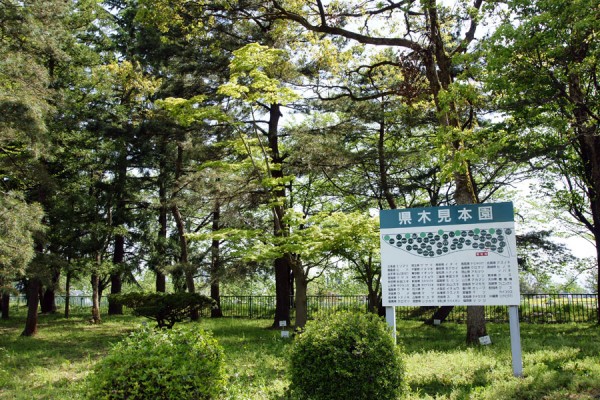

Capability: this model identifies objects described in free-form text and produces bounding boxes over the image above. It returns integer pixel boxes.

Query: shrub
[110,292,215,328]
[87,326,226,400]
[288,312,405,400]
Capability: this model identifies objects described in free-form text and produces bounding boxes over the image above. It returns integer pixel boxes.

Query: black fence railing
[8,295,112,313]
[7,293,598,323]
[219,293,599,323]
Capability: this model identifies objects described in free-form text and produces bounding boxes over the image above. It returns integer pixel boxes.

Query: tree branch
[271,1,424,52]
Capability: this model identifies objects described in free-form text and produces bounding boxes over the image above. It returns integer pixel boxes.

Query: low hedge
[86,326,226,399]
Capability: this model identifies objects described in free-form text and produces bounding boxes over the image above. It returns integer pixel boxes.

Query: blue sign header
[380,202,514,229]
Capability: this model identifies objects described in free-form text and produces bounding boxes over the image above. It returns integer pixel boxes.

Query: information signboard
[380,202,520,307]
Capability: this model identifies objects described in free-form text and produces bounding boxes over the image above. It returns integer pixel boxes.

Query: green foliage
[110,292,215,328]
[0,192,44,286]
[218,43,299,105]
[288,312,405,400]
[86,326,226,400]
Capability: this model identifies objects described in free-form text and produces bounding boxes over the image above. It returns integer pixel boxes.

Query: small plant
[86,326,226,399]
[288,311,405,400]
[110,292,215,328]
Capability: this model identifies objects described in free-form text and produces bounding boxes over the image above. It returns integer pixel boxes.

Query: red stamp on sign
[476,252,489,256]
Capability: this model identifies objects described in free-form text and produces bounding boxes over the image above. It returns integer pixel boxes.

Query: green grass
[1,310,599,399]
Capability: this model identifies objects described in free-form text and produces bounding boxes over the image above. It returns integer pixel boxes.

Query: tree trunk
[40,268,60,314]
[22,277,41,336]
[156,271,166,293]
[108,272,123,315]
[210,200,223,318]
[40,288,56,314]
[293,264,308,328]
[171,203,198,320]
[1,293,9,320]
[569,73,600,325]
[367,286,379,314]
[156,137,168,293]
[377,110,397,209]
[109,217,125,314]
[454,165,487,343]
[363,255,382,314]
[466,305,487,341]
[64,271,71,319]
[274,256,291,327]
[421,2,487,344]
[155,203,167,292]
[91,271,101,324]
[597,244,600,325]
[109,137,128,315]
[266,103,292,328]
[425,306,454,325]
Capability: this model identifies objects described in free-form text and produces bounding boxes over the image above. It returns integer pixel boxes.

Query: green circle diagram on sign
[382,227,514,258]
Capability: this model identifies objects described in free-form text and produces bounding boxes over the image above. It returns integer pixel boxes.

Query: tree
[262,0,500,343]
[326,212,383,313]
[0,0,86,335]
[111,292,215,328]
[0,193,44,319]
[485,0,600,322]
[516,230,577,293]
[218,42,301,327]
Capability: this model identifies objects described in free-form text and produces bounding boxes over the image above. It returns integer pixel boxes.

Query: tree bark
[293,262,308,328]
[267,103,292,327]
[1,292,10,320]
[274,256,292,327]
[91,271,102,324]
[40,268,60,314]
[40,288,56,314]
[363,255,381,314]
[171,203,199,320]
[210,200,223,318]
[377,109,397,209]
[64,271,71,319]
[108,136,128,315]
[367,283,380,314]
[156,136,168,293]
[466,305,487,341]
[22,278,41,336]
[108,272,123,315]
[155,195,167,293]
[453,158,486,343]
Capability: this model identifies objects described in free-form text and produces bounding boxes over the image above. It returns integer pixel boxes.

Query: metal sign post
[508,305,523,377]
[385,306,396,344]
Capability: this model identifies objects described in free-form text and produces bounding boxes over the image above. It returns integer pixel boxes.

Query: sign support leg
[385,306,396,344]
[508,305,523,377]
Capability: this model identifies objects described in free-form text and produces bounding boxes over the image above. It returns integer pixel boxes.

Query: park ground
[1,312,599,399]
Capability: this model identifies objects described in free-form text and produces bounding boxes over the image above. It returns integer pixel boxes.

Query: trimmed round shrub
[87,326,226,399]
[288,312,405,400]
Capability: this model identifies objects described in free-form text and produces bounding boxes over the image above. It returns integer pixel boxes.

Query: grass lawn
[1,310,599,399]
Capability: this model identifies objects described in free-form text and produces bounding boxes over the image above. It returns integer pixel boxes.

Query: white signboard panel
[380,202,520,306]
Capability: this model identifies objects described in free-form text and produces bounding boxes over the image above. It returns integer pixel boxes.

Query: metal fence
[7,293,598,323]
[9,295,111,313]
[219,293,599,323]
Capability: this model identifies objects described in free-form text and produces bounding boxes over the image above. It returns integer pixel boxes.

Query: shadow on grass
[402,322,600,399]
[410,366,492,399]
[397,321,468,353]
[0,313,142,368]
